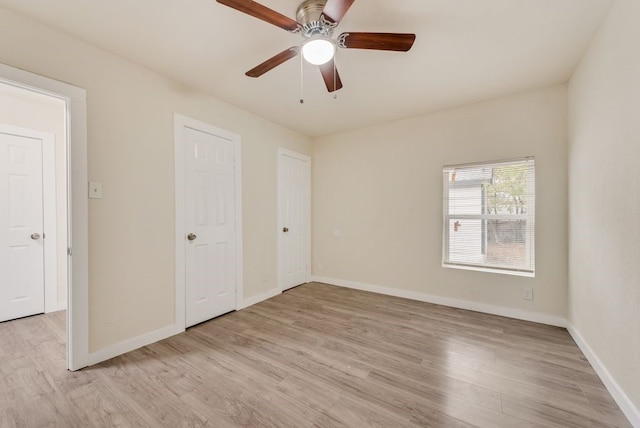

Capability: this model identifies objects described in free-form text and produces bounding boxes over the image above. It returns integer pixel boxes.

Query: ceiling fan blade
[337,32,416,51]
[216,0,300,32]
[246,47,300,77]
[320,0,355,24]
[319,59,343,92]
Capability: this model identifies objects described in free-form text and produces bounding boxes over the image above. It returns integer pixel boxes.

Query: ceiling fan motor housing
[296,0,336,38]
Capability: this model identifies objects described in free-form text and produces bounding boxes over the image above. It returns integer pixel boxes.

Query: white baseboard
[87,323,183,367]
[567,325,640,428]
[239,287,281,310]
[45,302,67,315]
[311,276,567,327]
[85,287,282,367]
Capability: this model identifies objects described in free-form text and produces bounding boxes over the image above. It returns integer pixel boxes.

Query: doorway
[0,124,58,321]
[277,148,311,291]
[174,114,243,330]
[0,63,88,370]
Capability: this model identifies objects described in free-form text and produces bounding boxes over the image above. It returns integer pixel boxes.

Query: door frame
[174,114,243,331]
[0,125,58,314]
[277,148,311,292]
[0,63,89,371]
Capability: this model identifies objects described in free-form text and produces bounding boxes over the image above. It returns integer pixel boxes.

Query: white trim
[443,156,535,170]
[239,287,281,310]
[174,114,243,331]
[567,325,640,427]
[311,275,567,327]
[41,131,61,313]
[233,129,244,315]
[441,262,535,278]
[277,148,311,292]
[87,323,183,367]
[173,117,186,333]
[0,63,88,371]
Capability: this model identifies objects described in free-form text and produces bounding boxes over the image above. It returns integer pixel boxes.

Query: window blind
[442,158,535,276]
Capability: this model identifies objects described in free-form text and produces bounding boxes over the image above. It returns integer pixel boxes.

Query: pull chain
[333,54,338,100]
[300,54,304,104]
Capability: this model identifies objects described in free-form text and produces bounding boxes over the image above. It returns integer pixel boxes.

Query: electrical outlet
[522,287,533,300]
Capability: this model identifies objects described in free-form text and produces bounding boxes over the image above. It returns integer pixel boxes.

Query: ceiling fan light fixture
[302,37,335,65]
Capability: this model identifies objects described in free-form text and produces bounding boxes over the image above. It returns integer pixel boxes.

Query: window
[442,158,535,276]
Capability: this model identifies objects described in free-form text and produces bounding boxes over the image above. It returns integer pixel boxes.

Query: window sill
[442,262,535,278]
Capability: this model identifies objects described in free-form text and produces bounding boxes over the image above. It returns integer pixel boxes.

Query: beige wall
[0,8,311,352]
[568,0,640,412]
[313,85,568,319]
[0,5,636,419]
[0,83,67,309]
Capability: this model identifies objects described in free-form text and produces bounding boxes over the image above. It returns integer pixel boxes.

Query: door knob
[31,233,41,240]
[283,227,289,233]
[187,233,197,241]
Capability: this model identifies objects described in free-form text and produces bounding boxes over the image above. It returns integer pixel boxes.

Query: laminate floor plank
[425,354,601,415]
[501,393,623,428]
[0,282,632,427]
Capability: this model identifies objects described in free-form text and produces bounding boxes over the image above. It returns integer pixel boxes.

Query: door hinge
[67,247,72,256]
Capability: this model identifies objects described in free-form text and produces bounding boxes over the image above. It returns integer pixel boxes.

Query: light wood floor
[0,283,631,427]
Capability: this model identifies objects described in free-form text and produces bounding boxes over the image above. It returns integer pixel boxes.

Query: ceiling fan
[216,0,416,92]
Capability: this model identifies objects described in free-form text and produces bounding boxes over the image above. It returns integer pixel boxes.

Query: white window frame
[442,157,535,277]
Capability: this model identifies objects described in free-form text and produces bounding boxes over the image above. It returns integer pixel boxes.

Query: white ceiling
[0,0,612,137]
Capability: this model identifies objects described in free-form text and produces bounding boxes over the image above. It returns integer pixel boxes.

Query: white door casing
[0,130,46,321]
[0,63,89,371]
[278,148,311,291]
[174,114,243,330]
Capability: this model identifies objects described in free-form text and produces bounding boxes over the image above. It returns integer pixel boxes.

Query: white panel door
[0,131,45,322]
[184,127,236,327]
[278,149,310,291]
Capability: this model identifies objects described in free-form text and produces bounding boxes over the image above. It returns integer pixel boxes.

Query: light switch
[88,182,103,199]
